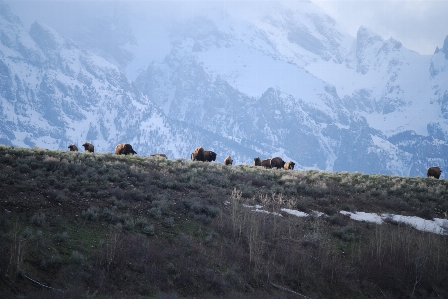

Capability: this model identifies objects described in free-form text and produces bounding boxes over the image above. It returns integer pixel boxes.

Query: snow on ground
[281,208,308,217]
[340,211,448,235]
[241,204,448,235]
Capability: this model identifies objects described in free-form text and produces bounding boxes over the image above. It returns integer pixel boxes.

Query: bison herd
[67,143,443,178]
[254,157,295,170]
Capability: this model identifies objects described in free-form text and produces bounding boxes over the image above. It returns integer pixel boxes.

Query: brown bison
[284,161,295,170]
[115,143,137,155]
[427,166,442,179]
[204,150,217,162]
[150,154,167,159]
[68,144,78,151]
[224,156,233,165]
[254,157,272,168]
[191,146,205,161]
[191,147,216,162]
[271,157,285,169]
[82,142,94,153]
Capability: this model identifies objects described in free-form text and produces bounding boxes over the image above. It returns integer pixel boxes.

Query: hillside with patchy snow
[1,0,448,176]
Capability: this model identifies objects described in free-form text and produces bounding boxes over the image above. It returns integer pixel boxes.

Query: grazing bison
[82,142,94,153]
[254,157,272,168]
[204,150,217,162]
[68,144,78,152]
[150,154,167,159]
[191,146,205,161]
[261,159,272,168]
[271,157,285,169]
[284,161,295,170]
[224,156,233,165]
[115,143,137,155]
[427,166,442,179]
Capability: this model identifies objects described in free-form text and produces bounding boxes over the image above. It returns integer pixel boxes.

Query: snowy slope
[0,1,263,163]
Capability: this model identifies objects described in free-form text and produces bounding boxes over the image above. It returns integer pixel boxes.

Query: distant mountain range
[1,0,447,177]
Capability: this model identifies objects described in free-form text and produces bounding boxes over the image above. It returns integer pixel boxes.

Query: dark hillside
[0,146,447,298]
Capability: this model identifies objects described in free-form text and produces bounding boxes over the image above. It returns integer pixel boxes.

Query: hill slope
[0,146,447,298]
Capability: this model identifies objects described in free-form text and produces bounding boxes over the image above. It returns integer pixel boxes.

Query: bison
[261,159,272,168]
[427,166,442,179]
[150,154,167,159]
[68,144,78,151]
[82,142,94,153]
[191,146,205,161]
[284,161,295,170]
[115,143,137,155]
[271,157,285,169]
[224,156,233,165]
[191,147,216,162]
[254,157,271,168]
[204,150,217,162]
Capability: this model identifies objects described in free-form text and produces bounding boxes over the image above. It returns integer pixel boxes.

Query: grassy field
[0,145,447,298]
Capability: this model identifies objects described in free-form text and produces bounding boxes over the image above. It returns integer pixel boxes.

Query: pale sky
[312,0,448,55]
[4,0,448,55]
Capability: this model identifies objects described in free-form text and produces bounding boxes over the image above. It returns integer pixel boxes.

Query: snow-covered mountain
[1,1,448,177]
[0,1,262,162]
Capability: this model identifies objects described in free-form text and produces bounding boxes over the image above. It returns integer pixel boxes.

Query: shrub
[55,193,68,202]
[70,250,85,265]
[190,202,220,218]
[41,254,61,268]
[107,196,128,209]
[332,225,357,241]
[142,224,155,236]
[30,212,46,226]
[82,206,99,221]
[135,216,149,228]
[329,214,348,226]
[52,232,69,243]
[192,213,212,225]
[416,207,434,220]
[120,214,135,230]
[19,164,31,173]
[149,207,162,219]
[21,227,33,239]
[101,207,119,223]
[316,198,330,206]
[322,206,337,216]
[163,217,174,228]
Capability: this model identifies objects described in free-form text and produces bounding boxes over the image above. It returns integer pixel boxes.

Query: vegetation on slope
[0,146,447,298]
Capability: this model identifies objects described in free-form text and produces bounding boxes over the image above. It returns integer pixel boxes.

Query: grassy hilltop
[0,146,447,299]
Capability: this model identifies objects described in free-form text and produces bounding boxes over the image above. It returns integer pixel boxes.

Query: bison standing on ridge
[191,146,205,161]
[254,157,272,168]
[261,158,272,168]
[284,161,295,170]
[271,157,285,169]
[427,166,442,179]
[82,142,94,153]
[68,144,78,151]
[224,156,233,165]
[191,147,216,162]
[115,143,137,155]
[204,150,217,162]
